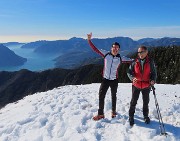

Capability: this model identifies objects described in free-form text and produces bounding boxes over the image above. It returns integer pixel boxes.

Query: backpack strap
[104,52,122,64]
[104,52,111,58]
[116,54,122,64]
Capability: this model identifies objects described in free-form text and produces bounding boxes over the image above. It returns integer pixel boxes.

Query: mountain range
[2,42,25,46]
[1,37,180,69]
[20,37,180,54]
[21,37,180,69]
[139,37,180,47]
[20,37,139,54]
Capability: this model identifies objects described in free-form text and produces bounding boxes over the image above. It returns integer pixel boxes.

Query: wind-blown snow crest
[0,83,179,141]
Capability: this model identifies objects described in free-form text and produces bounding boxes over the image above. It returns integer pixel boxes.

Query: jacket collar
[110,52,120,57]
[136,56,149,63]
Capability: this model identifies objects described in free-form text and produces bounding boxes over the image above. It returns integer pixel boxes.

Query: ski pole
[151,86,168,136]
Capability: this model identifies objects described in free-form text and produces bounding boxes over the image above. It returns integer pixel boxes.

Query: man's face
[111,45,120,56]
[138,48,148,59]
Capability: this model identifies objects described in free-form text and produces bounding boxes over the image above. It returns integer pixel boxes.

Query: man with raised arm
[87,32,122,120]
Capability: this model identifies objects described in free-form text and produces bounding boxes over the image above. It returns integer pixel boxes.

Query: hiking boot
[93,115,105,121]
[112,111,117,118]
[144,116,150,124]
[129,117,134,126]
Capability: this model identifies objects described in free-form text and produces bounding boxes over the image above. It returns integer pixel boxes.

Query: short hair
[139,45,147,51]
[112,42,120,48]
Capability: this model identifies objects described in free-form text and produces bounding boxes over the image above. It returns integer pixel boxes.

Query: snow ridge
[0,83,179,141]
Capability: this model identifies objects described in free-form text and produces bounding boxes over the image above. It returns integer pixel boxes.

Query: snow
[0,83,179,141]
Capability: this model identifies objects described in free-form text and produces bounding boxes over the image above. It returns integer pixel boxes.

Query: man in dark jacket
[87,32,122,120]
[127,45,157,126]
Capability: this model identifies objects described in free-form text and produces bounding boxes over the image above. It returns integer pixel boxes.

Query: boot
[144,116,150,124]
[112,111,117,118]
[129,117,134,126]
[93,115,105,121]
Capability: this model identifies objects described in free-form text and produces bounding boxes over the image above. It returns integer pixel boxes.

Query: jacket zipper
[109,56,114,79]
[140,60,145,89]
[138,61,143,89]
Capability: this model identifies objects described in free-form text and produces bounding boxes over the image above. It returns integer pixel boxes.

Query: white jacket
[88,40,121,80]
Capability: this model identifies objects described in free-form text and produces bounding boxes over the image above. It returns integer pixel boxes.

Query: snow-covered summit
[0,83,179,141]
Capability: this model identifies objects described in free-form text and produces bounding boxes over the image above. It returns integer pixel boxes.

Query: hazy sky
[0,0,180,42]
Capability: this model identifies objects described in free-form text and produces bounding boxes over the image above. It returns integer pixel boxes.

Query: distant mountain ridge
[2,37,180,70]
[19,36,180,69]
[21,37,180,53]
[137,38,155,44]
[1,42,24,46]
[140,37,180,47]
[21,40,47,49]
[21,37,139,54]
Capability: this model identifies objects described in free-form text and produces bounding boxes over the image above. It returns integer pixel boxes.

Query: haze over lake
[1,44,59,71]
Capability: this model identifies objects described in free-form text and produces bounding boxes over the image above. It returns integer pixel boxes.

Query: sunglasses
[137,51,146,54]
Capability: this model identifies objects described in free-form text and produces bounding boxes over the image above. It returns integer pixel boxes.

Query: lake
[0,44,59,71]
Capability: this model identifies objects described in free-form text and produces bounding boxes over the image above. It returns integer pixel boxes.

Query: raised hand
[87,32,92,40]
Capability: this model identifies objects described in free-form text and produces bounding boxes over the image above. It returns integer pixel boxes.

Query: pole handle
[151,85,155,90]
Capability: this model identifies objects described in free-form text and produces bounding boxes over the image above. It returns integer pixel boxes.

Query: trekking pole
[151,85,168,136]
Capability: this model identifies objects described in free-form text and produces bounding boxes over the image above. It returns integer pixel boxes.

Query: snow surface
[0,83,179,141]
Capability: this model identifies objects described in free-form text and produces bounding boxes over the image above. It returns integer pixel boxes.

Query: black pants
[98,78,118,115]
[129,85,150,118]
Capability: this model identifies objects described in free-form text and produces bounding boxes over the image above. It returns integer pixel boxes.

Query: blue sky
[0,0,180,42]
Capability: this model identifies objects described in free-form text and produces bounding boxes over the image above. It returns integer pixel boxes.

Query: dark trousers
[129,85,150,118]
[98,78,118,115]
